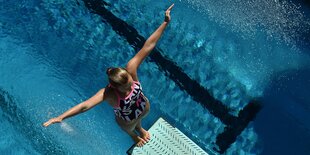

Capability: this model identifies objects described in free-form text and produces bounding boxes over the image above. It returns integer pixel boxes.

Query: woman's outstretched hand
[43,117,63,127]
[164,4,174,22]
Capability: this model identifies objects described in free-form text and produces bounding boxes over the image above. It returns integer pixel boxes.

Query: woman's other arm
[43,88,106,127]
[126,4,174,80]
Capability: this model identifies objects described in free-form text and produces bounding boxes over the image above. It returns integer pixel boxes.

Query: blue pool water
[1,0,310,155]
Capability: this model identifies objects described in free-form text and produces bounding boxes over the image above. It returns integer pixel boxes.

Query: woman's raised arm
[126,4,174,80]
[43,88,106,127]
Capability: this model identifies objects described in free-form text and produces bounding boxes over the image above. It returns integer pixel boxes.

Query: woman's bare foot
[137,127,151,142]
[131,135,146,147]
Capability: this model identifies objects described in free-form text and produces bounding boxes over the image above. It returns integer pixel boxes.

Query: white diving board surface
[127,117,208,155]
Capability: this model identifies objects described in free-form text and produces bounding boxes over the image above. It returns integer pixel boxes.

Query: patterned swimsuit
[110,81,147,122]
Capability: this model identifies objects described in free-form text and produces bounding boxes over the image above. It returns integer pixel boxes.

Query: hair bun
[106,67,113,75]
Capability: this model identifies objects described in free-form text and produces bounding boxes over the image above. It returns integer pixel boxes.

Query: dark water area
[255,0,310,155]
[294,0,310,8]
[254,68,310,155]
[254,2,310,154]
[259,1,310,154]
[293,0,310,52]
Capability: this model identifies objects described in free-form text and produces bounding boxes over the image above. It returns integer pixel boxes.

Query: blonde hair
[106,67,129,87]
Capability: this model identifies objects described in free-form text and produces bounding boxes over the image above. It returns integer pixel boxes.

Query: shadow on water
[254,68,310,155]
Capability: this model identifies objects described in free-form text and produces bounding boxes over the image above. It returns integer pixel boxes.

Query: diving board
[127,117,208,155]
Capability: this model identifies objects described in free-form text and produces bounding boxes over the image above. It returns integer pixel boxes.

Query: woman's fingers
[164,4,174,22]
[43,120,51,127]
[167,4,174,11]
[165,4,174,15]
[43,118,62,127]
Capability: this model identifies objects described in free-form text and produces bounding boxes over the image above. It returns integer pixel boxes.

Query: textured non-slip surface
[128,118,208,155]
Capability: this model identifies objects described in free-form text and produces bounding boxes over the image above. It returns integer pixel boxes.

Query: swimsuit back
[111,81,147,121]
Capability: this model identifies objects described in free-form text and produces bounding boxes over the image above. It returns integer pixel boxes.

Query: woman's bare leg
[126,128,146,147]
[135,119,151,142]
[135,101,151,142]
[115,117,146,147]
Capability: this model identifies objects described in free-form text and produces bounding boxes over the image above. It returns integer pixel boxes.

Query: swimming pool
[1,0,309,154]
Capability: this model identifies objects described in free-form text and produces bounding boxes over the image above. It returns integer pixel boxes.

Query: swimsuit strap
[133,80,140,84]
[108,81,140,107]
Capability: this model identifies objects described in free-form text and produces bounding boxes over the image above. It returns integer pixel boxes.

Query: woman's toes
[135,136,147,147]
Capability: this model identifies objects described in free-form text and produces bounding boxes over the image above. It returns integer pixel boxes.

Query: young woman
[43,4,174,147]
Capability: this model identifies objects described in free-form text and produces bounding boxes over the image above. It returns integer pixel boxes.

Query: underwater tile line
[81,0,261,153]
